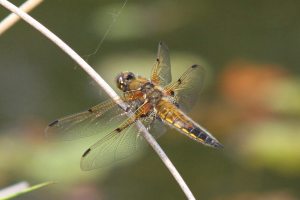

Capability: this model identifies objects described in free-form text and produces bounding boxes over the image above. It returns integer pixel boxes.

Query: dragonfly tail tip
[214,142,224,149]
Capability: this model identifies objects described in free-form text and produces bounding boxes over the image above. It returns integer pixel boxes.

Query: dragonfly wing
[45,99,129,140]
[80,102,159,170]
[151,41,172,87]
[164,65,206,112]
[80,122,142,170]
[80,117,166,170]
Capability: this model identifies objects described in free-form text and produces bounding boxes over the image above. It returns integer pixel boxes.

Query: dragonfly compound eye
[116,72,136,92]
[126,72,135,80]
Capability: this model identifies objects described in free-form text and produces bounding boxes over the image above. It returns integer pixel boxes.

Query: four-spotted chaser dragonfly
[46,42,223,170]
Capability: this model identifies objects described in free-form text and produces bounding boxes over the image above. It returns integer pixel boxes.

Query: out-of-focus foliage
[0,0,300,199]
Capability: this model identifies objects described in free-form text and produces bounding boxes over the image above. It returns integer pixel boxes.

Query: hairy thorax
[141,82,163,105]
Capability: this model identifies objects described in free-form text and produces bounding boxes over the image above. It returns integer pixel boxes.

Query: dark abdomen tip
[189,127,223,149]
[212,141,224,149]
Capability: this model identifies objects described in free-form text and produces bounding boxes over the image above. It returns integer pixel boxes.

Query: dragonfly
[45,42,223,170]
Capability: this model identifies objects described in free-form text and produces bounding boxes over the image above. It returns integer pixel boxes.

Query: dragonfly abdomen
[186,126,223,148]
[157,102,223,148]
[179,120,223,148]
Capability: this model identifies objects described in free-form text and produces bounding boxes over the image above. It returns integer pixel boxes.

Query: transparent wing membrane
[151,41,172,86]
[80,102,154,170]
[79,113,166,171]
[164,65,206,112]
[80,122,141,170]
[45,99,128,140]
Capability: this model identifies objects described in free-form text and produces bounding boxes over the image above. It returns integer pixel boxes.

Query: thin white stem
[0,182,29,198]
[0,1,196,199]
[0,0,43,35]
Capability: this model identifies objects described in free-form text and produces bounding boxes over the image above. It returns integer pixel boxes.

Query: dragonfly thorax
[141,82,163,105]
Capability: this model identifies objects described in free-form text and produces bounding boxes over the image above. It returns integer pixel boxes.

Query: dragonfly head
[116,72,136,92]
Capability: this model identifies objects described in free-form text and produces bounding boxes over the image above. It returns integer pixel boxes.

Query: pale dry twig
[0,0,43,35]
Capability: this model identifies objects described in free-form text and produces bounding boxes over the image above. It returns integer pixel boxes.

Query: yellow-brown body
[118,72,222,148]
[156,99,221,147]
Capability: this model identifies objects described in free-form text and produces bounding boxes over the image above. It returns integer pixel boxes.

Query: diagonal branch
[0,0,196,199]
[0,0,43,35]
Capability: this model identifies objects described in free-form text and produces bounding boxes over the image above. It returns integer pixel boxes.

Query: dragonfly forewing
[151,41,172,86]
[45,99,128,140]
[80,121,146,170]
[80,106,168,170]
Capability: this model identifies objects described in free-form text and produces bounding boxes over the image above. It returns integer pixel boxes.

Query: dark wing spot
[156,58,160,62]
[170,90,175,96]
[88,108,93,113]
[191,64,198,69]
[48,120,58,127]
[177,79,182,84]
[116,128,122,132]
[82,148,91,157]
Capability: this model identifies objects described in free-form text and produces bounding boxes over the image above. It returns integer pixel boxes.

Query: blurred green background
[1,0,300,199]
